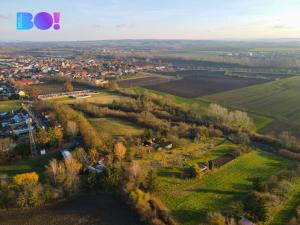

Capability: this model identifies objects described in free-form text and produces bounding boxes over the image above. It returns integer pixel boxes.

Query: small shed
[199,163,208,173]
[162,142,173,150]
[143,139,153,147]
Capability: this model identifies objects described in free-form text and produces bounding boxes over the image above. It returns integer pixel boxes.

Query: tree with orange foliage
[89,147,99,165]
[114,142,126,161]
[49,127,63,147]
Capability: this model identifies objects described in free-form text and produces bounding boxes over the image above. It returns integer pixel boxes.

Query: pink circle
[54,24,60,30]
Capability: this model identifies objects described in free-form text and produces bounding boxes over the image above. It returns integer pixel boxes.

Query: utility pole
[27,118,37,156]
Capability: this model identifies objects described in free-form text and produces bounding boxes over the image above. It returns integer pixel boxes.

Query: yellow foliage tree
[13,172,39,186]
[89,147,99,165]
[114,142,126,160]
[49,127,63,146]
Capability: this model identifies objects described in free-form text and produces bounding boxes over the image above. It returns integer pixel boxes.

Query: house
[15,79,34,86]
[12,125,34,136]
[199,163,208,173]
[143,139,153,147]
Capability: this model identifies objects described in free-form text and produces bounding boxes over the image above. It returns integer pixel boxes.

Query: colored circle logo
[34,12,53,30]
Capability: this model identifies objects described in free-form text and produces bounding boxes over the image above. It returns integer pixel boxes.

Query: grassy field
[89,117,144,137]
[0,100,24,112]
[204,76,300,127]
[0,152,59,179]
[152,50,226,60]
[154,150,292,225]
[132,87,272,131]
[51,91,129,105]
[205,76,300,125]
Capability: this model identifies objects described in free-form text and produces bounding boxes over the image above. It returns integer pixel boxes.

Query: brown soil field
[0,194,144,225]
[118,74,178,88]
[145,70,270,98]
[30,80,97,95]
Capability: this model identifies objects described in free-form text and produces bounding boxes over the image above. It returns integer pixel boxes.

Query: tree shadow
[172,209,207,225]
[185,188,241,196]
[157,170,183,179]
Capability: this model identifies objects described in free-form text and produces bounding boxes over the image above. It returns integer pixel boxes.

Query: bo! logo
[17,12,61,30]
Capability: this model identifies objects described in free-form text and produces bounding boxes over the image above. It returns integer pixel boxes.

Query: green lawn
[89,117,144,137]
[204,76,300,127]
[0,152,59,179]
[0,100,24,112]
[154,150,292,225]
[142,139,235,168]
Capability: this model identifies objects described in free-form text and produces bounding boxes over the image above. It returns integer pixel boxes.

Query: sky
[0,0,300,41]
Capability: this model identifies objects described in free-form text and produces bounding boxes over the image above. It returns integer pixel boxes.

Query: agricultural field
[118,73,179,88]
[0,100,25,112]
[31,80,97,95]
[89,117,144,137]
[145,70,270,98]
[204,76,300,135]
[154,149,293,225]
[0,194,143,225]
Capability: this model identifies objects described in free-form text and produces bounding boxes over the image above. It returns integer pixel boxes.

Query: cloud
[272,25,289,29]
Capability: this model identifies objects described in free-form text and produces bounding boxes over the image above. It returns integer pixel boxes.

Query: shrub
[252,177,267,192]
[89,147,100,165]
[102,166,121,190]
[16,182,45,208]
[143,169,158,193]
[114,142,127,161]
[279,149,300,161]
[13,172,39,186]
[243,192,269,222]
[207,212,225,225]
[191,164,204,179]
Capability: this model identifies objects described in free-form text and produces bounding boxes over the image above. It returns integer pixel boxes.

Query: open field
[154,150,292,225]
[140,138,235,171]
[118,73,179,88]
[204,76,300,135]
[145,70,270,98]
[0,194,143,225]
[0,152,59,178]
[89,117,144,137]
[0,100,25,112]
[132,87,273,131]
[31,80,97,95]
[51,91,129,105]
